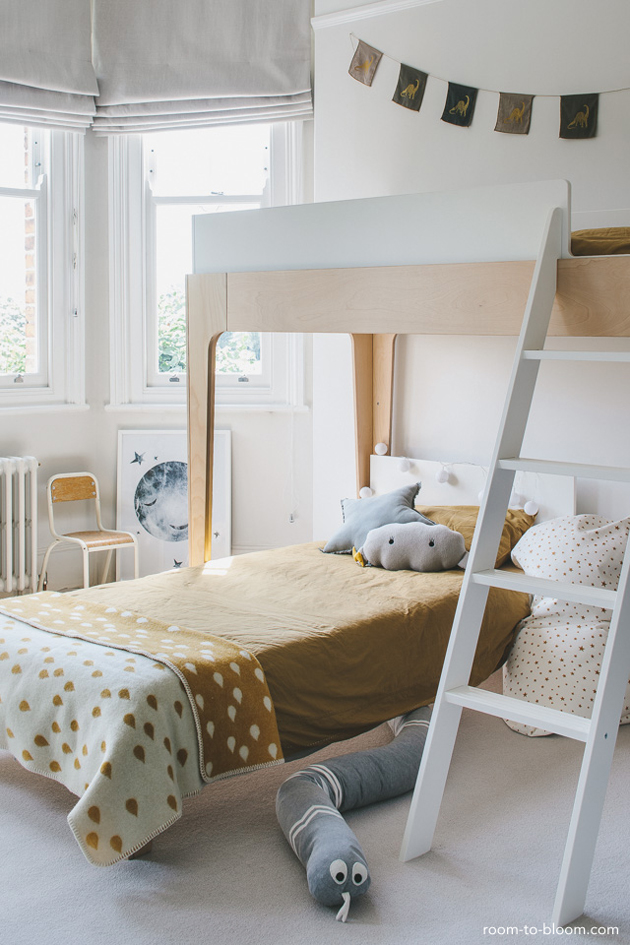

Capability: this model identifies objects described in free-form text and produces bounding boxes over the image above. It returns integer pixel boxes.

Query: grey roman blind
[0,0,313,133]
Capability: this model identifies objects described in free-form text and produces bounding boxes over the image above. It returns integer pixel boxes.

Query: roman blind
[0,0,312,133]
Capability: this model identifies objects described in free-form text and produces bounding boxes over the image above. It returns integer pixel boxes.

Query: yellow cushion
[571,227,630,256]
[415,505,536,567]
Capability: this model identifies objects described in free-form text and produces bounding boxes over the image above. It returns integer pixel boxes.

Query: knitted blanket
[0,592,283,865]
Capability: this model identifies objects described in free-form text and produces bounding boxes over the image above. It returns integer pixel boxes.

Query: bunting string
[348,33,628,138]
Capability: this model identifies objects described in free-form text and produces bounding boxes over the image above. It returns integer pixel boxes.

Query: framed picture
[117,429,231,579]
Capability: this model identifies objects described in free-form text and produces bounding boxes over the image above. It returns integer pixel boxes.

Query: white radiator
[0,456,38,594]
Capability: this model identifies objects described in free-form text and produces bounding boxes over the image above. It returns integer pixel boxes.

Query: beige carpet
[2,690,630,945]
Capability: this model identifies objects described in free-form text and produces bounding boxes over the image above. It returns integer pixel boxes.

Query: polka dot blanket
[0,592,283,864]
[503,515,630,736]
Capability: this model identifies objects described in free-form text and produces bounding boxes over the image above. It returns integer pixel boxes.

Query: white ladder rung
[523,349,630,362]
[472,568,618,609]
[444,685,592,741]
[498,457,630,483]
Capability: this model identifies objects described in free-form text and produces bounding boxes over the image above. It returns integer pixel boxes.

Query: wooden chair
[38,472,139,590]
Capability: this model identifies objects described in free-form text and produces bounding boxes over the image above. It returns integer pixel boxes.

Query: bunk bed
[0,181,629,884]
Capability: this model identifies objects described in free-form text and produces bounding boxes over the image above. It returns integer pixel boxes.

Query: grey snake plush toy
[275,705,431,921]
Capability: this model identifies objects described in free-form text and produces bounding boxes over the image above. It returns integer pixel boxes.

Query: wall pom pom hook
[398,458,411,473]
[374,442,388,455]
[359,486,373,498]
[435,464,451,484]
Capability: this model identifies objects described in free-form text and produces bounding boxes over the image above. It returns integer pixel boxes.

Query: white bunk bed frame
[186,179,630,927]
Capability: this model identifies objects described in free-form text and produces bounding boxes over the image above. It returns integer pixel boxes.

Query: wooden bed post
[186,273,228,566]
[351,333,397,496]
[351,334,373,495]
[373,333,397,454]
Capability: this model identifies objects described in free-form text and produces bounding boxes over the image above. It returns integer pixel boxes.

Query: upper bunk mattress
[74,542,529,756]
[571,227,630,256]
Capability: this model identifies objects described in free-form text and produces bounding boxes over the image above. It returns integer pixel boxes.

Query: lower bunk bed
[0,506,532,866]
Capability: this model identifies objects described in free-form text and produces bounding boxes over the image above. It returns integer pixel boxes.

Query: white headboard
[370,455,576,524]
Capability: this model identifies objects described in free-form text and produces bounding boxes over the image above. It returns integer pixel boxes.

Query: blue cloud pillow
[322,483,433,554]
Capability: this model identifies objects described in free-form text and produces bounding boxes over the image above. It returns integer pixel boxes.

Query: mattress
[571,226,630,256]
[75,542,530,756]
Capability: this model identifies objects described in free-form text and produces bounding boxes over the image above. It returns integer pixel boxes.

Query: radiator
[0,456,38,595]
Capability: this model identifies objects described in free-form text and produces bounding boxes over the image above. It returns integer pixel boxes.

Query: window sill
[0,402,89,415]
[104,402,310,414]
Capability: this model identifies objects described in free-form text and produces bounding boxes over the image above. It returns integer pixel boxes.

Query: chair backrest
[50,473,98,503]
[47,472,103,537]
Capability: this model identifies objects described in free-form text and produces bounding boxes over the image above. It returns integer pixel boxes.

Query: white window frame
[108,122,307,409]
[0,128,84,408]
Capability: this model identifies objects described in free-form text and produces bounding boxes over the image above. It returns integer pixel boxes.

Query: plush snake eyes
[330,859,348,884]
[352,863,369,885]
[388,538,394,545]
[429,539,435,547]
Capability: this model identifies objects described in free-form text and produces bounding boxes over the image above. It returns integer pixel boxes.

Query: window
[0,122,83,407]
[109,121,307,408]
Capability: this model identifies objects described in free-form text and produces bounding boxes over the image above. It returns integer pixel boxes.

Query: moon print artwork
[117,430,231,579]
[134,461,188,543]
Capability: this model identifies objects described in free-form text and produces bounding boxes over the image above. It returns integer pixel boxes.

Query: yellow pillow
[415,505,536,567]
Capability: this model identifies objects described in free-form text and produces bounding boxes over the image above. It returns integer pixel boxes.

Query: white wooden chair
[38,472,139,590]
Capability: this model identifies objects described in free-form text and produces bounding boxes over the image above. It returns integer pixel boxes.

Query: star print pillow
[511,514,630,617]
[503,515,630,736]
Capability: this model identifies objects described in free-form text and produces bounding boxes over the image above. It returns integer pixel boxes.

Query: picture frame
[116,429,231,579]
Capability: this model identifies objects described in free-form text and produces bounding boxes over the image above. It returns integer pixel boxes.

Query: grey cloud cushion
[322,483,434,554]
[361,521,467,572]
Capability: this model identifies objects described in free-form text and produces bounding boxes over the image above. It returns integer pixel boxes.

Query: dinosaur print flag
[495,93,533,134]
[348,40,383,87]
[346,36,611,142]
[392,64,428,112]
[560,93,598,139]
[441,82,478,127]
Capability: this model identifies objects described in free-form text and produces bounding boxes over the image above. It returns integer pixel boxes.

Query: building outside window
[0,121,83,407]
[109,121,306,408]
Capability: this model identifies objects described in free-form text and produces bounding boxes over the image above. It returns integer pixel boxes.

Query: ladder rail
[400,205,563,862]
[552,547,630,926]
[400,200,630,926]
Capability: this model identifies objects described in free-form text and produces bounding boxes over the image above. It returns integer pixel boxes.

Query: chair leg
[38,542,57,591]
[83,550,90,589]
[100,549,114,585]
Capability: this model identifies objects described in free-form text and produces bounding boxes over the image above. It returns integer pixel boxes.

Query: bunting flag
[560,93,599,139]
[346,37,612,141]
[392,64,428,111]
[495,93,533,134]
[441,82,478,127]
[348,40,383,87]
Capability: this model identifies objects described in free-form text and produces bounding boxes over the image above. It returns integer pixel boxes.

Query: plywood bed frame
[185,179,630,567]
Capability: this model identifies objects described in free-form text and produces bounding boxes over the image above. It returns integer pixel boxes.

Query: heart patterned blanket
[0,592,283,865]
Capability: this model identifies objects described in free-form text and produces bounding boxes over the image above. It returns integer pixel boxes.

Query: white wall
[312,0,630,533]
[1,133,313,593]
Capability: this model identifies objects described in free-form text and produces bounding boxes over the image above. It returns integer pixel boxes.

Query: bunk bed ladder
[400,204,630,927]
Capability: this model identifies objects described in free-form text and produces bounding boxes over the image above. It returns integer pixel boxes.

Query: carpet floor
[2,689,630,945]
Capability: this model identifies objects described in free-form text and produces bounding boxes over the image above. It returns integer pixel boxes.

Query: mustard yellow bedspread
[77,543,530,757]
